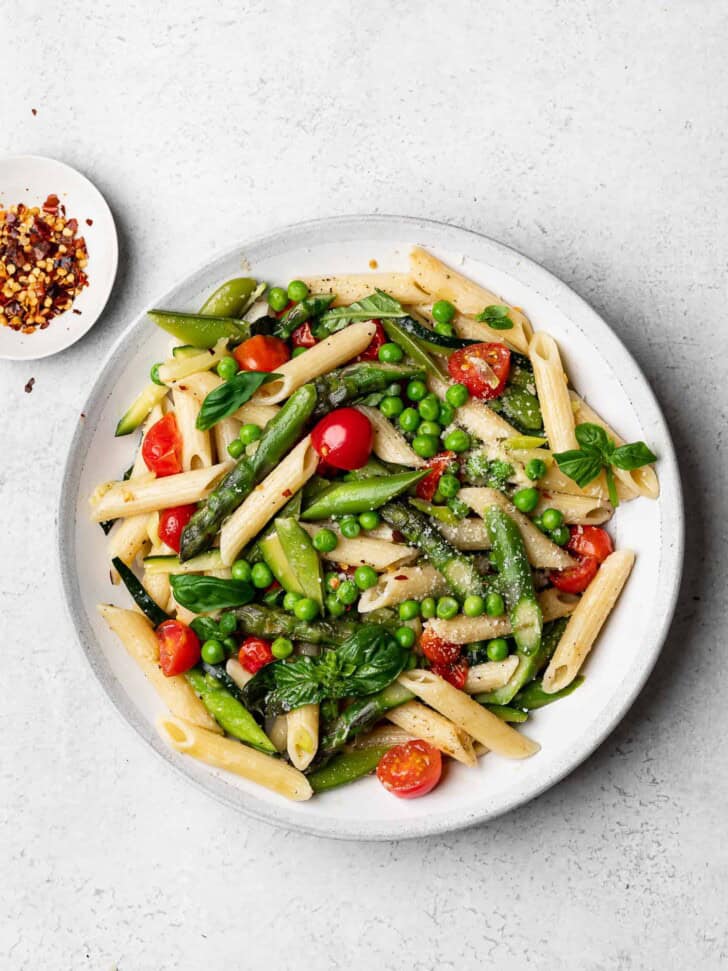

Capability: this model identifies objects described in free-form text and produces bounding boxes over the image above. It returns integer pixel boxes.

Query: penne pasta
[387,701,476,766]
[465,656,519,693]
[542,549,635,693]
[300,524,418,571]
[535,491,613,525]
[427,373,517,443]
[356,405,426,467]
[213,417,242,462]
[300,272,427,306]
[397,669,539,758]
[426,588,578,644]
[286,704,319,771]
[268,715,289,754]
[172,384,212,470]
[529,332,577,453]
[157,716,313,801]
[225,658,253,690]
[357,564,449,612]
[232,401,281,426]
[90,463,232,521]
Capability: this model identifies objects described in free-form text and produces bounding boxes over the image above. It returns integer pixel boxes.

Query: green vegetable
[216,356,239,381]
[438,400,455,425]
[433,321,454,337]
[147,309,249,348]
[461,453,514,490]
[340,517,361,538]
[399,599,420,621]
[380,317,444,377]
[446,383,469,407]
[437,596,459,619]
[380,396,403,418]
[395,626,416,648]
[185,667,275,754]
[150,362,164,386]
[196,370,278,431]
[201,639,225,664]
[418,394,440,422]
[271,637,294,659]
[227,439,244,458]
[541,508,564,530]
[443,428,471,453]
[337,579,359,605]
[293,597,320,621]
[551,525,570,546]
[301,469,427,520]
[475,304,513,330]
[408,498,461,525]
[251,561,274,589]
[513,675,584,709]
[399,407,421,433]
[267,287,288,311]
[218,612,237,635]
[169,574,255,613]
[114,383,168,436]
[354,565,378,591]
[412,434,439,458]
[311,361,424,419]
[240,423,262,445]
[112,557,169,627]
[318,289,407,332]
[420,597,436,619]
[418,420,441,438]
[358,510,380,530]
[485,591,505,617]
[319,681,413,753]
[432,300,456,325]
[313,528,338,553]
[406,379,427,401]
[283,591,302,611]
[476,617,568,707]
[553,422,657,508]
[463,594,485,617]
[438,473,460,499]
[485,704,528,722]
[292,347,306,358]
[525,457,547,481]
[492,387,543,433]
[277,295,336,339]
[189,616,221,643]
[308,746,390,792]
[378,342,404,364]
[274,517,324,610]
[487,638,509,661]
[231,560,252,582]
[235,603,360,645]
[513,487,540,513]
[142,550,224,575]
[484,506,542,655]
[387,314,477,355]
[326,594,346,617]
[223,636,237,655]
[287,280,309,302]
[199,278,259,318]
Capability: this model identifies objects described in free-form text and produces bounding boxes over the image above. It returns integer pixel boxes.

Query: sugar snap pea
[301,470,427,520]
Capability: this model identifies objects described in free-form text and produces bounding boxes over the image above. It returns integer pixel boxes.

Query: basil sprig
[475,304,513,330]
[196,370,279,431]
[553,422,657,507]
[317,289,405,335]
[169,574,255,612]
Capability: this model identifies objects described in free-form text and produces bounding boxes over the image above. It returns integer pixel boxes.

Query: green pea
[513,487,540,513]
[380,395,404,419]
[292,347,307,358]
[287,280,309,302]
[313,528,338,553]
[406,379,428,402]
[358,511,380,530]
[412,434,439,459]
[525,458,547,481]
[433,320,454,337]
[438,473,460,498]
[201,639,225,664]
[386,382,403,396]
[551,525,571,546]
[271,636,294,659]
[324,571,340,592]
[283,590,303,612]
[436,596,459,620]
[418,420,442,438]
[227,439,245,459]
[251,561,273,588]
[420,596,437,619]
[395,626,416,649]
[340,517,361,539]
[218,612,237,635]
[239,423,262,445]
[398,408,421,433]
[532,515,548,533]
[267,286,288,311]
[448,496,469,518]
[541,508,564,530]
[485,592,505,617]
[432,299,456,325]
[231,560,252,582]
[487,638,509,661]
[438,401,455,426]
[399,599,420,621]
[337,580,359,605]
[378,342,404,364]
[223,636,238,655]
[418,395,441,422]
[443,428,471,452]
[217,355,239,380]
[150,363,165,386]
[463,594,485,617]
[293,597,319,621]
[354,565,378,590]
[325,594,346,617]
[445,383,469,408]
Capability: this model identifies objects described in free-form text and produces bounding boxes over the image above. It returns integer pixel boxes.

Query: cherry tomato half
[157,619,201,676]
[158,504,197,553]
[239,636,275,674]
[551,555,599,594]
[447,342,511,400]
[567,525,613,564]
[142,413,182,477]
[357,320,387,361]
[311,407,373,471]
[420,627,461,666]
[376,739,443,799]
[291,322,318,349]
[234,334,290,372]
[416,450,457,501]
[431,656,469,690]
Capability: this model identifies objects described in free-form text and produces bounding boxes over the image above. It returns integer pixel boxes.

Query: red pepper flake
[31,108,37,116]
[72,308,82,315]
[282,488,293,498]
[24,377,35,393]
[85,218,93,226]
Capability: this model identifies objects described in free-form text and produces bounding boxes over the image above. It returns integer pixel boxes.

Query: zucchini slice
[143,550,224,575]
[115,383,168,437]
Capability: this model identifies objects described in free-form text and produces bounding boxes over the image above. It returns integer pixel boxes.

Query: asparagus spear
[311,362,425,418]
[318,681,413,754]
[512,675,583,710]
[308,746,390,792]
[475,617,568,707]
[234,604,361,646]
[179,384,317,560]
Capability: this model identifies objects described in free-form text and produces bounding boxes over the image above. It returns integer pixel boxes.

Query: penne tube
[157,716,312,801]
[356,405,426,467]
[233,401,281,426]
[300,272,427,306]
[409,247,533,355]
[255,322,376,404]
[220,437,318,565]
[90,463,232,522]
[300,524,418,571]
[387,701,476,766]
[459,487,575,570]
[172,384,212,470]
[535,491,613,525]
[213,417,242,462]
[427,373,517,443]
[529,333,577,453]
[351,725,415,750]
[142,561,171,607]
[157,340,228,384]
[177,371,279,434]
[286,704,319,771]
[397,669,539,758]
[268,715,289,754]
[98,605,220,733]
[538,587,581,621]
[542,549,635,693]
[225,658,253,690]
[426,588,578,644]
[357,564,449,612]
[465,657,520,693]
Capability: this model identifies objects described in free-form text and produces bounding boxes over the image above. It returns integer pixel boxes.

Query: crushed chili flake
[86,218,93,226]
[31,108,37,116]
[24,377,35,393]
[0,194,89,333]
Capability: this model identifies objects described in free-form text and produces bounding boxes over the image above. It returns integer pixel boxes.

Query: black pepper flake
[24,377,35,393]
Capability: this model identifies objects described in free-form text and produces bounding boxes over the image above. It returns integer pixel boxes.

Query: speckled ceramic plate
[58,215,683,840]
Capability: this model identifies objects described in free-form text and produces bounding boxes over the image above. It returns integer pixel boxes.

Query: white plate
[0,155,118,360]
[58,216,683,840]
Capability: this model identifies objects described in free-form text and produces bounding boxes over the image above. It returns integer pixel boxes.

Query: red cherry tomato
[567,525,613,564]
[158,504,197,553]
[310,407,373,471]
[551,555,599,594]
[142,413,182,477]
[291,322,318,348]
[234,334,290,372]
[357,320,387,360]
[239,636,275,674]
[447,342,511,400]
[376,739,443,799]
[157,619,201,676]
[420,627,461,666]
[416,450,457,501]
[431,657,469,689]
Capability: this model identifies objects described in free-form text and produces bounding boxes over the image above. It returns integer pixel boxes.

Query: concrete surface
[1,1,727,968]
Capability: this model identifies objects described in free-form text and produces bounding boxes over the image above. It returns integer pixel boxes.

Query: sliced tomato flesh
[567,525,613,564]
[551,554,599,594]
[416,450,457,501]
[447,342,511,400]
[376,739,442,799]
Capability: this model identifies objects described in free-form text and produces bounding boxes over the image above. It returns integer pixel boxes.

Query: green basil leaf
[189,616,221,642]
[334,625,408,696]
[268,656,325,712]
[196,370,279,431]
[611,441,657,470]
[553,449,604,487]
[169,575,255,612]
[319,289,405,332]
[574,422,612,456]
[476,304,513,329]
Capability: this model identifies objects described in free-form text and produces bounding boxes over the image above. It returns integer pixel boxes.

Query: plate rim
[57,213,684,840]
[0,153,119,361]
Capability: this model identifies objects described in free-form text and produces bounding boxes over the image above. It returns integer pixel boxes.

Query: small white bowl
[0,155,118,360]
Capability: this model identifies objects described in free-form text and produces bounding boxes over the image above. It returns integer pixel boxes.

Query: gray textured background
[2,2,727,969]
